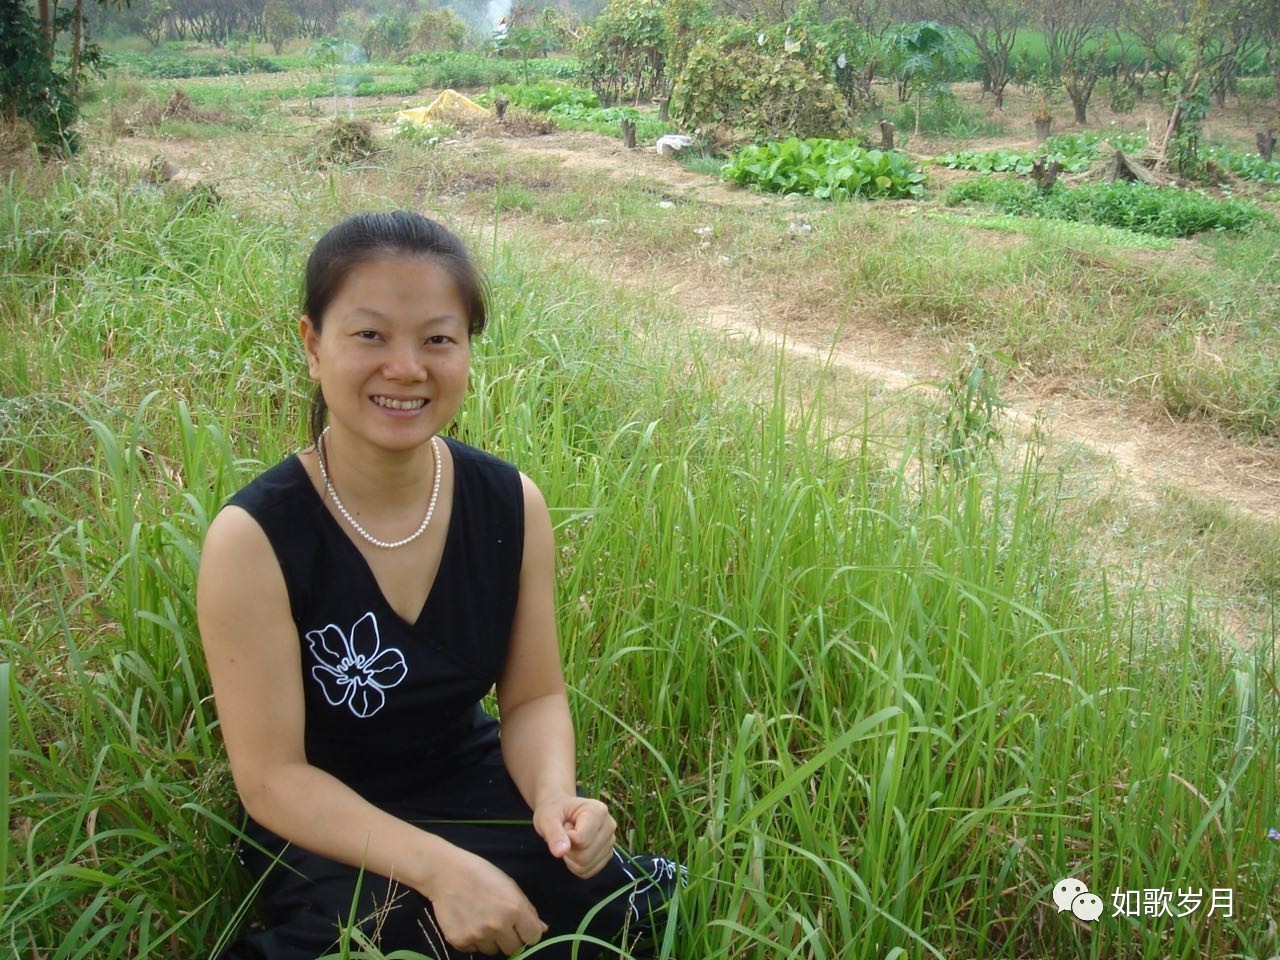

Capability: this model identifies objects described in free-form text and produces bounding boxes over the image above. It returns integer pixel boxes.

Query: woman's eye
[427,335,453,345]
[356,330,381,341]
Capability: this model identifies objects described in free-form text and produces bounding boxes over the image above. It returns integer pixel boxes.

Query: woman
[198,211,681,959]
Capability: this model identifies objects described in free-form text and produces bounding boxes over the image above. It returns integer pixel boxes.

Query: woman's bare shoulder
[197,505,290,640]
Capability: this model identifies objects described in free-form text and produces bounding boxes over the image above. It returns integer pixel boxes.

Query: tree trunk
[1073,97,1087,124]
[68,0,84,98]
[1259,130,1276,162]
[621,118,636,149]
[38,0,51,55]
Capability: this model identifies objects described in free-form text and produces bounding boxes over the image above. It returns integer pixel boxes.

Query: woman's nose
[383,341,426,380]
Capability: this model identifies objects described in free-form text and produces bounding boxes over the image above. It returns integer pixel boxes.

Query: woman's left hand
[533,796,617,879]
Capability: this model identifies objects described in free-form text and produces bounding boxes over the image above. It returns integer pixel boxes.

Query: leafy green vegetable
[944,175,1271,237]
[724,138,926,200]
[486,82,597,112]
[1204,145,1280,184]
[938,132,1150,177]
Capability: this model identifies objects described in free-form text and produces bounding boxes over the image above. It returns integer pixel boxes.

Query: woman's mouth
[371,396,427,411]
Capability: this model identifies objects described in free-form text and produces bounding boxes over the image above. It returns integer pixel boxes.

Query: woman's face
[300,255,471,457]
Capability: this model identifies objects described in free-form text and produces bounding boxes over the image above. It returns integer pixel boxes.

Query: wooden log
[878,118,894,150]
[653,96,669,122]
[621,118,636,149]
[1258,130,1276,162]
[1106,148,1161,185]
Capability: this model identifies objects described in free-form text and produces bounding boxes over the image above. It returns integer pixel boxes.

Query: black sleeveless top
[227,437,524,804]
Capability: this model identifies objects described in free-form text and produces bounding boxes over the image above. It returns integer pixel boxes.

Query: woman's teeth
[372,396,426,410]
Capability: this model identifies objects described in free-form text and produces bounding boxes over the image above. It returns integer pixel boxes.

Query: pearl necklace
[316,427,441,549]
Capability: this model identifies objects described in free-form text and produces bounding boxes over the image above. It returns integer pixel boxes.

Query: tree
[934,0,1028,109]
[1,0,77,149]
[1261,0,1280,97]
[362,12,412,59]
[881,20,965,103]
[575,0,666,105]
[409,9,467,53]
[264,0,300,53]
[1115,0,1188,90]
[1038,0,1109,123]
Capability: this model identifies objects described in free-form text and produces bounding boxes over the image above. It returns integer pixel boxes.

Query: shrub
[576,0,667,105]
[723,138,926,200]
[362,14,412,60]
[409,9,467,54]
[672,20,866,141]
[944,176,1272,237]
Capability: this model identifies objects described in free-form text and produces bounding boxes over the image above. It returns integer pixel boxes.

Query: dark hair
[302,211,487,444]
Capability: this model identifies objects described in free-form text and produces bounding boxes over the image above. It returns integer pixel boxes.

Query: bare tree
[1039,0,1111,123]
[934,0,1028,109]
[1115,0,1190,90]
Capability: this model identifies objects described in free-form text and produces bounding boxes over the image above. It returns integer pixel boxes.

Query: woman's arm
[198,505,545,956]
[496,476,617,879]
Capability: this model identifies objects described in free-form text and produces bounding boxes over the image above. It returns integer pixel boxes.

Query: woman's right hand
[424,846,547,956]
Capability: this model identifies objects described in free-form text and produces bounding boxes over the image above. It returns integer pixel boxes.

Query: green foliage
[944,176,1272,237]
[1107,77,1137,114]
[0,0,77,150]
[107,52,282,79]
[410,9,468,55]
[362,13,412,60]
[262,1,300,57]
[393,118,456,146]
[885,90,1004,138]
[1204,145,1280,185]
[939,148,1041,175]
[404,52,576,89]
[939,133,1150,176]
[575,0,667,104]
[487,82,597,112]
[723,138,926,200]
[1166,81,1210,179]
[307,37,364,70]
[660,0,713,82]
[672,20,867,141]
[548,102,668,141]
[880,21,969,102]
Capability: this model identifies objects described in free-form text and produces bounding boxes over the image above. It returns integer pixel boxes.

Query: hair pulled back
[302,210,487,444]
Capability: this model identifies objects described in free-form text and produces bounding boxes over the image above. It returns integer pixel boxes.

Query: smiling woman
[196,211,683,959]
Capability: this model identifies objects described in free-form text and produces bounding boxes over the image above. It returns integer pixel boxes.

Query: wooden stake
[878,119,895,150]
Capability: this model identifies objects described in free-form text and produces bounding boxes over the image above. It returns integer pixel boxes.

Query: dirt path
[110,124,1280,524]
[491,130,1280,525]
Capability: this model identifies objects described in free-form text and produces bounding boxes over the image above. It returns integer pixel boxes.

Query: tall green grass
[1,167,1276,958]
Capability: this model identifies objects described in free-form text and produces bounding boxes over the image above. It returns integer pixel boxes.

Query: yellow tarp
[395,89,490,126]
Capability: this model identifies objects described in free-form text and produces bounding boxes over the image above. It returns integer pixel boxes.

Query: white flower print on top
[306,612,407,718]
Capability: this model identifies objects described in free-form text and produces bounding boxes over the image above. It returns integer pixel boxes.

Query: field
[3,46,1280,959]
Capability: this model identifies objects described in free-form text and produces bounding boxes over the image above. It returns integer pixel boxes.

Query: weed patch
[306,118,380,167]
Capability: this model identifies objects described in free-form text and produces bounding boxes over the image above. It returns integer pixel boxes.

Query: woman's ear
[299,316,321,380]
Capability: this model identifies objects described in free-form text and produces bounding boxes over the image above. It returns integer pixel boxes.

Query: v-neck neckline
[292,438,460,631]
